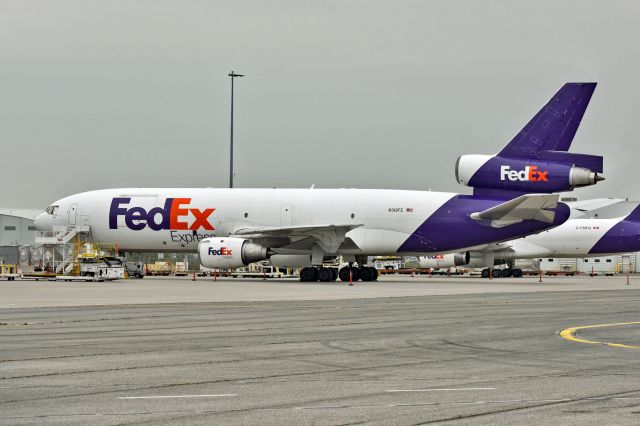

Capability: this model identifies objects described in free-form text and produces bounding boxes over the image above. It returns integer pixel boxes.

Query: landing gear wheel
[360,267,375,282]
[371,267,379,281]
[481,268,490,278]
[491,268,503,278]
[338,267,351,282]
[512,268,523,278]
[317,268,333,282]
[300,267,318,282]
[330,268,338,281]
[502,268,512,278]
[350,267,361,282]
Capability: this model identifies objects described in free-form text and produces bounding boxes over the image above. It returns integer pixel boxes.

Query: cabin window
[547,259,553,262]
[28,226,36,231]
[351,213,355,219]
[584,259,589,262]
[4,226,16,231]
[244,212,248,218]
[606,259,612,263]
[595,259,601,263]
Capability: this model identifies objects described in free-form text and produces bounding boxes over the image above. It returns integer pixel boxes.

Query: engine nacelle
[419,252,470,268]
[465,250,517,268]
[455,154,604,193]
[198,237,269,269]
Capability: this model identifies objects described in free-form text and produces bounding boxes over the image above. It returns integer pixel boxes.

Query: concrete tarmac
[0,274,638,308]
[1,276,640,425]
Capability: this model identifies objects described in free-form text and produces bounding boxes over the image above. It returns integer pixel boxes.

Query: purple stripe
[589,205,640,254]
[398,195,570,253]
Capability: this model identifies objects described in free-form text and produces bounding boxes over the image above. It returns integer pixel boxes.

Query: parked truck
[145,261,173,276]
[124,261,145,279]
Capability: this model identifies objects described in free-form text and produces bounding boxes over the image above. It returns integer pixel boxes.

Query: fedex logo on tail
[500,165,549,182]
[208,247,232,256]
[109,198,215,231]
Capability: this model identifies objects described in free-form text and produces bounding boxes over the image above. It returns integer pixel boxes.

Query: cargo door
[68,204,78,226]
[281,205,292,226]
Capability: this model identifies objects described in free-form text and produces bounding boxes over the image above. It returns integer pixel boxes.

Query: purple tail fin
[498,83,597,159]
[625,203,640,222]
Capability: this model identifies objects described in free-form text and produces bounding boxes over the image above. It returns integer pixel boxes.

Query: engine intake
[198,237,269,269]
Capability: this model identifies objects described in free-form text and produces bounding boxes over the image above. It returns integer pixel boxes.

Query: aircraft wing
[470,194,559,228]
[233,223,363,253]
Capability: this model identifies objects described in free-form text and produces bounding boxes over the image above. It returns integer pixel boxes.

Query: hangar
[0,208,41,265]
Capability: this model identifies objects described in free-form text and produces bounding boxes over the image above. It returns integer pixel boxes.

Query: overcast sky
[1,0,638,208]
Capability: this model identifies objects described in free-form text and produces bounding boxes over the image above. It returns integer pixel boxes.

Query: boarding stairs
[35,225,90,245]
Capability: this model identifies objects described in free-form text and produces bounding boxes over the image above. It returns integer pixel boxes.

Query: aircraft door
[281,205,292,226]
[68,204,78,226]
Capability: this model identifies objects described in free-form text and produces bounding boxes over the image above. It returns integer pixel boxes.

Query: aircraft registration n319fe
[35,83,604,282]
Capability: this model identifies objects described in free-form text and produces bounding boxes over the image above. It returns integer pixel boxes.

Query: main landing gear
[300,266,339,282]
[299,265,379,282]
[338,265,378,282]
[480,268,523,278]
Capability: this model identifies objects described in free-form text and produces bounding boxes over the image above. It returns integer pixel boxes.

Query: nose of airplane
[34,212,52,231]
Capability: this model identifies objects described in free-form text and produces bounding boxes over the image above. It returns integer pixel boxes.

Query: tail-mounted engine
[455,153,604,194]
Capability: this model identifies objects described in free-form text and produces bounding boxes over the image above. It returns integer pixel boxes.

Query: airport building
[534,254,635,275]
[0,208,41,265]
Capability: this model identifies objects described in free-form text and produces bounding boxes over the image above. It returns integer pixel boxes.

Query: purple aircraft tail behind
[455,83,604,197]
[589,204,640,254]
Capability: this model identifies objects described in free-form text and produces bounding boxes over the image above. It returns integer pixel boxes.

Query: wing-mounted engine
[419,253,470,268]
[198,237,270,269]
[419,250,516,269]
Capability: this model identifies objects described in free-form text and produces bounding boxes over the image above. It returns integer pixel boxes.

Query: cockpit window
[46,206,59,215]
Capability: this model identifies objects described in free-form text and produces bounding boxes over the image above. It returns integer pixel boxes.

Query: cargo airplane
[35,83,604,282]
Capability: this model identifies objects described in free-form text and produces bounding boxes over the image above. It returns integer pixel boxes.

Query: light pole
[228,71,244,188]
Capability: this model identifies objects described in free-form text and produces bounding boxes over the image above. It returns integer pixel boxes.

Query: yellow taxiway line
[560,322,640,349]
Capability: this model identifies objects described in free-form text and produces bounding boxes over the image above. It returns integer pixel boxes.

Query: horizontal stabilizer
[470,194,560,228]
[566,198,625,212]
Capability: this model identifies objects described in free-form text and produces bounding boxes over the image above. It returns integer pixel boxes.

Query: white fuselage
[500,218,619,258]
[36,188,457,255]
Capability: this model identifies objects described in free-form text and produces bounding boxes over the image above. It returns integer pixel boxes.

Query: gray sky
[1,0,638,208]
